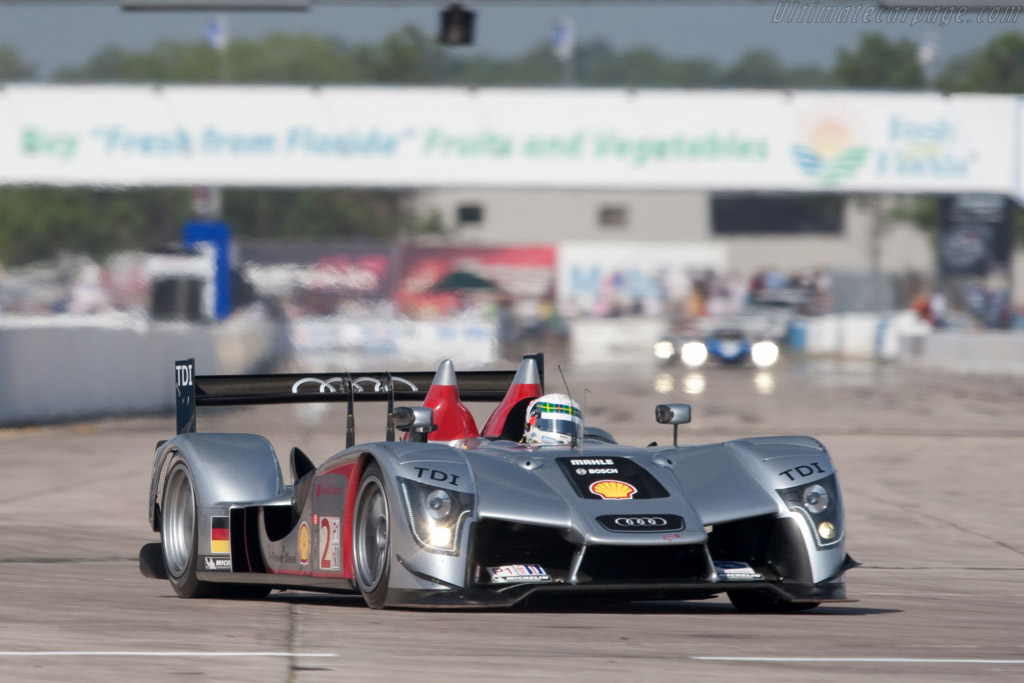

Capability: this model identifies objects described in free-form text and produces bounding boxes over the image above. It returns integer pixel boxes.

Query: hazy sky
[0,2,1021,78]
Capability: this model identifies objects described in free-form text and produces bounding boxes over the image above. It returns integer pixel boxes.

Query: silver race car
[140,354,856,611]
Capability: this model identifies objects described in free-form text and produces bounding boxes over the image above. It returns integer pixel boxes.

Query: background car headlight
[680,341,708,368]
[400,478,473,555]
[653,340,675,360]
[751,340,779,368]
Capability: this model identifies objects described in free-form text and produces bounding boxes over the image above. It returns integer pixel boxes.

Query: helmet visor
[533,414,582,438]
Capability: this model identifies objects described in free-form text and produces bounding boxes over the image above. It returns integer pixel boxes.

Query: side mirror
[393,406,437,443]
[655,403,691,446]
[656,404,691,425]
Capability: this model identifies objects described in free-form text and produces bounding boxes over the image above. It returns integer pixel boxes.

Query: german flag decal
[211,516,230,554]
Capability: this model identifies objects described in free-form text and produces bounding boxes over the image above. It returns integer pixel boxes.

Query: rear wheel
[161,460,270,600]
[727,589,820,613]
[162,461,216,598]
[353,462,391,609]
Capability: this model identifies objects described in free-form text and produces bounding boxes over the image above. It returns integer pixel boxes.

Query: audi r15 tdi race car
[140,354,856,611]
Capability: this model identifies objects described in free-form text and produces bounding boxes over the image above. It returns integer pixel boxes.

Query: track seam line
[287,602,299,683]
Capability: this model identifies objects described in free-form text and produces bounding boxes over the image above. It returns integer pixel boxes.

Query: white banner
[0,85,1014,193]
[1015,97,1024,203]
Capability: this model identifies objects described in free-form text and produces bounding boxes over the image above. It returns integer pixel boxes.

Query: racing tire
[727,589,820,613]
[353,462,392,610]
[161,460,218,598]
[161,460,271,600]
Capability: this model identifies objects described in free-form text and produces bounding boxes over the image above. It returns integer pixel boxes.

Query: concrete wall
[0,313,286,426]
[790,311,1024,374]
[0,313,503,426]
[787,310,932,360]
[3,311,1021,427]
[570,317,666,367]
[897,329,1024,376]
[568,311,1024,376]
[1015,250,1024,308]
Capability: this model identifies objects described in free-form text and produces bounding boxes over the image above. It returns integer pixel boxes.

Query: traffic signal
[440,3,475,46]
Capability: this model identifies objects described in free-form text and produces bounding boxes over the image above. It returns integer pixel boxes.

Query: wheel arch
[151,433,285,531]
[341,452,375,579]
[714,437,849,585]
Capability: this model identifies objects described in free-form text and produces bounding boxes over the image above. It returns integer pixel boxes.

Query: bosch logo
[613,516,668,528]
[597,513,685,533]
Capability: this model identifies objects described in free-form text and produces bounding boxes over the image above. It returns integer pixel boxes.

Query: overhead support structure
[121,0,308,8]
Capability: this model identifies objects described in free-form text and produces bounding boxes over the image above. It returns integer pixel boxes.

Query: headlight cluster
[750,340,780,368]
[399,478,474,555]
[777,474,842,549]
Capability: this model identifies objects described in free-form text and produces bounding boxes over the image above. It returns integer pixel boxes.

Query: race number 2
[319,516,341,571]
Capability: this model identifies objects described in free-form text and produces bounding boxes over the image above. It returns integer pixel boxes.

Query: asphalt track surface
[2,358,1023,682]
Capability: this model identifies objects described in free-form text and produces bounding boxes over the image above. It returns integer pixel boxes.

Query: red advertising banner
[393,245,556,317]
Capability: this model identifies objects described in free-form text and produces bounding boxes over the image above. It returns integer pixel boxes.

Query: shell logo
[589,480,637,500]
[298,522,311,565]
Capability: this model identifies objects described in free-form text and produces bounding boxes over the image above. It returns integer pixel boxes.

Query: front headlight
[425,489,453,520]
[751,340,779,367]
[399,478,473,555]
[802,483,829,513]
[777,475,842,549]
[680,341,708,368]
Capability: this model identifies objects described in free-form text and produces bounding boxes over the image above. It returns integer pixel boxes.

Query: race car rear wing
[174,355,544,444]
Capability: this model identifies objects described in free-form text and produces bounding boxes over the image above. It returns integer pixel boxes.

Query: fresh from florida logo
[792,117,868,186]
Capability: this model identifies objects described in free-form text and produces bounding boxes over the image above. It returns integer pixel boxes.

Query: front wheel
[353,462,392,609]
[727,589,820,613]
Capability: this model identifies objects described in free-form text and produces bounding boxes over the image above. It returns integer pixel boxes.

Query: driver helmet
[524,393,582,445]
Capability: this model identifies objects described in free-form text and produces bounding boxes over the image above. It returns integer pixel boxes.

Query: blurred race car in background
[654,299,797,369]
[655,326,780,369]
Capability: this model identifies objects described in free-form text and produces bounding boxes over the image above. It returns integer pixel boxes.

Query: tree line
[2,27,1015,92]
[3,28,1023,91]
[0,28,1022,266]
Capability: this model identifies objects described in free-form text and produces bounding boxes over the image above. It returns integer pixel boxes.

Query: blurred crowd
[911,268,1022,330]
[0,254,151,317]
[580,266,835,324]
[2,250,1021,336]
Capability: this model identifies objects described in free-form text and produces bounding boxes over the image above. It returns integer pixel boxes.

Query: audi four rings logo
[614,516,668,527]
[291,376,419,394]
[596,513,684,533]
